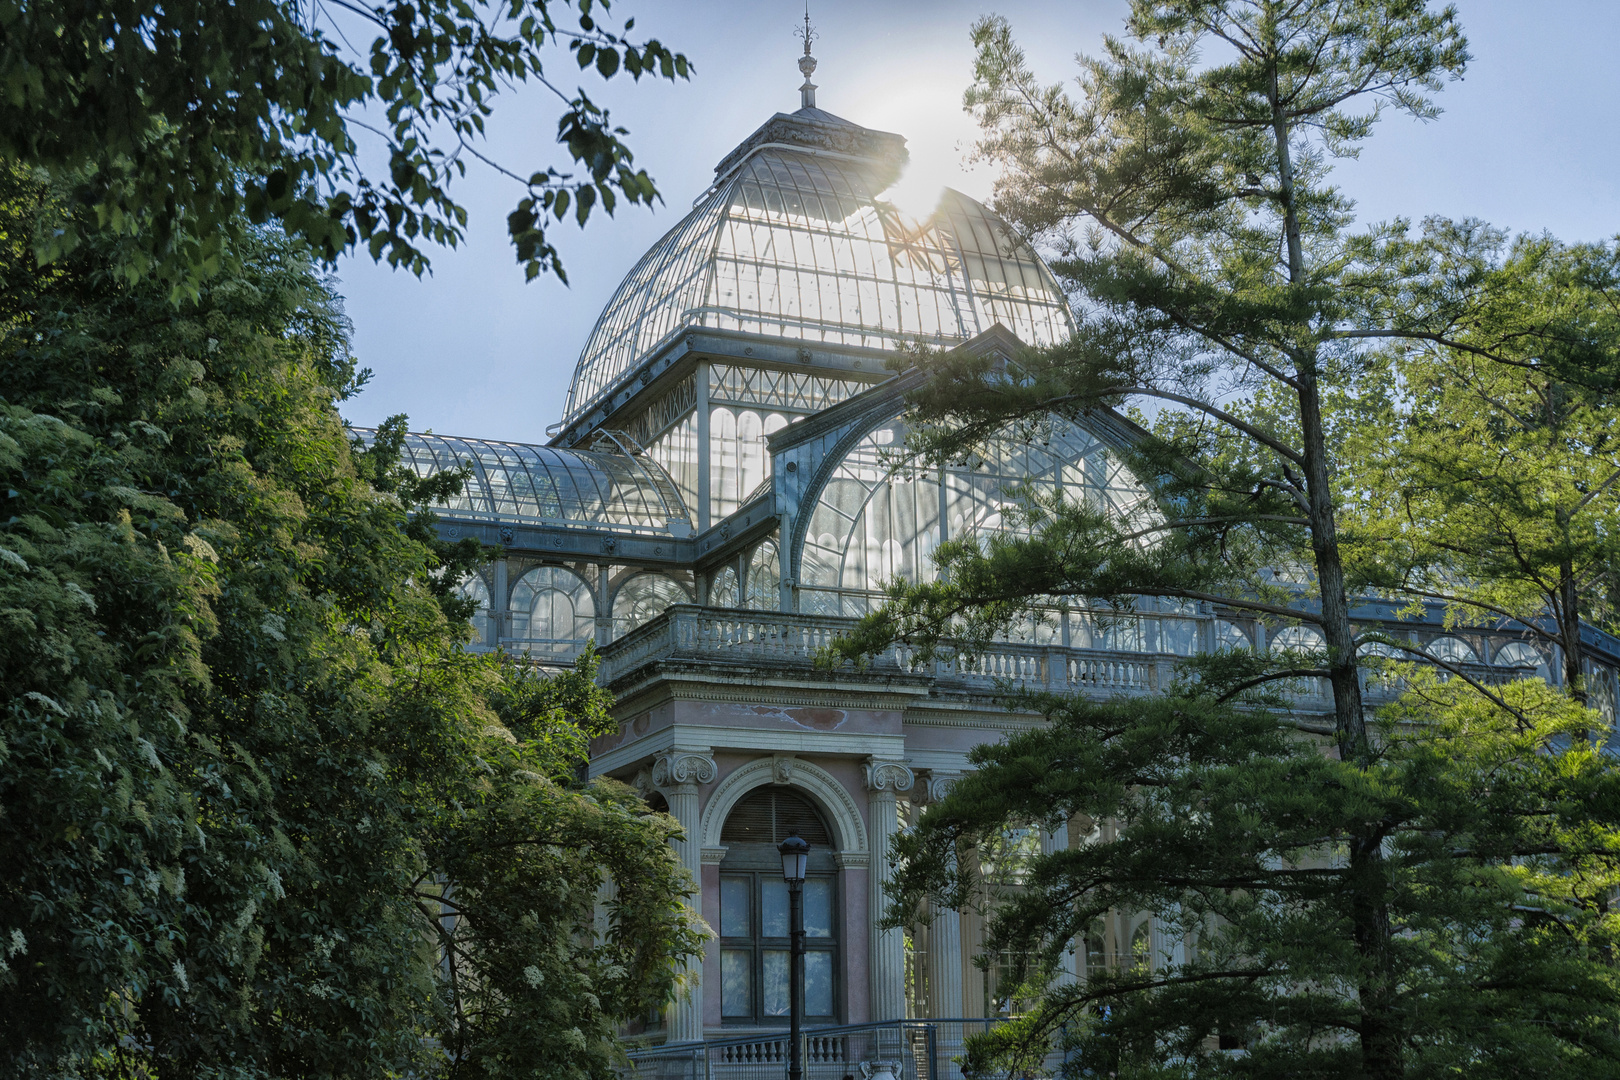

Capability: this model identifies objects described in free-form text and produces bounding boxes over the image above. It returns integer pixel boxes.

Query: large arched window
[710,566,739,608]
[798,416,1150,617]
[1427,636,1479,665]
[509,566,595,657]
[1494,641,1550,682]
[1270,625,1327,655]
[718,788,838,1026]
[746,538,780,610]
[711,407,790,521]
[613,574,691,633]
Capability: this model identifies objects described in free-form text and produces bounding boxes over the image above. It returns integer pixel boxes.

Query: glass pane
[721,949,752,1017]
[763,950,790,1016]
[806,952,833,1016]
[761,878,789,938]
[721,877,750,939]
[804,879,832,938]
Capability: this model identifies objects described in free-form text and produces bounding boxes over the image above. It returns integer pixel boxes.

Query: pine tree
[828,3,1620,1076]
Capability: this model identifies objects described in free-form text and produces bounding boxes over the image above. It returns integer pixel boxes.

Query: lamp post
[778,831,810,1080]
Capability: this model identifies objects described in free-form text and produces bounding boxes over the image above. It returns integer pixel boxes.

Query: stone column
[1040,822,1079,986]
[652,752,717,1043]
[863,759,915,1021]
[921,771,964,1018]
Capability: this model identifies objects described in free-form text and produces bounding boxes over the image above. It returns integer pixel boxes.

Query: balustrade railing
[622,1020,1022,1080]
[591,606,1549,712]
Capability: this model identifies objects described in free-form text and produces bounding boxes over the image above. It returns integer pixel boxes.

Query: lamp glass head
[778,831,810,882]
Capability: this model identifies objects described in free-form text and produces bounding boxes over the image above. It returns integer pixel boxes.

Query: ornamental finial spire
[795,4,818,110]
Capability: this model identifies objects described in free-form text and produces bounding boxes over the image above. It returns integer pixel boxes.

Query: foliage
[0,173,700,1079]
[889,671,1620,1079]
[827,3,1620,1078]
[0,0,691,295]
[1337,229,1620,698]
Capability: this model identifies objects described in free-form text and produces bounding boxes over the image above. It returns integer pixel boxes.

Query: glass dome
[357,430,690,533]
[563,129,1075,422]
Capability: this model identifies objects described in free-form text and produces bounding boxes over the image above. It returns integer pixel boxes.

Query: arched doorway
[717,787,840,1026]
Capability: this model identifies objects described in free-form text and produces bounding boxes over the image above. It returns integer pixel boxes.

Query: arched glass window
[798,416,1150,616]
[613,574,692,633]
[1494,641,1550,681]
[711,408,790,521]
[1270,625,1327,654]
[718,789,839,1026]
[1085,918,1108,981]
[1358,640,1406,689]
[710,566,739,608]
[455,574,494,645]
[1214,619,1253,652]
[746,538,780,610]
[1427,636,1479,665]
[508,566,595,657]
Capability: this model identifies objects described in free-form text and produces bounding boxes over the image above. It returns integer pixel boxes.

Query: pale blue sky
[335,1,1620,443]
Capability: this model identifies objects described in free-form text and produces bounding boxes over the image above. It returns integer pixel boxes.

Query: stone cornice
[590,724,907,782]
[609,667,930,719]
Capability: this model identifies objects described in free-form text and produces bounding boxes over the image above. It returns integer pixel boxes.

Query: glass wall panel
[508,566,595,656]
[710,566,739,608]
[1427,636,1479,664]
[721,950,752,1017]
[762,951,789,1016]
[646,411,700,514]
[746,538,780,610]
[799,415,1149,617]
[803,878,832,938]
[710,407,788,520]
[612,574,691,634]
[721,876,750,937]
[761,879,789,938]
[1271,625,1328,654]
[455,574,493,645]
[804,952,833,1016]
[1494,640,1550,680]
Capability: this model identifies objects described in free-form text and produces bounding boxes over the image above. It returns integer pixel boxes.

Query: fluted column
[920,771,964,1018]
[652,752,716,1043]
[864,759,915,1021]
[1040,822,1079,986]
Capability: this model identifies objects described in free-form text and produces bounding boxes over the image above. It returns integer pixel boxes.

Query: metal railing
[622,1020,1037,1080]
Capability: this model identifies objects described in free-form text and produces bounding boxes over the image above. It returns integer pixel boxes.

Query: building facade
[362,87,1620,1044]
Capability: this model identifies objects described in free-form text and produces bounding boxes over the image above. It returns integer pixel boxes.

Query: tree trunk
[1559,555,1587,707]
[1269,42,1398,1080]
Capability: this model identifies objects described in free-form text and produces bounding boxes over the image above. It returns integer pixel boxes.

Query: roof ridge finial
[795,4,818,110]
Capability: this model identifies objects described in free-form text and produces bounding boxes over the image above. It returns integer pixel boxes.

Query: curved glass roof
[356,430,690,533]
[563,136,1074,422]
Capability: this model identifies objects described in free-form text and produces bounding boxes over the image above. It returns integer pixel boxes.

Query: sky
[334,0,1620,444]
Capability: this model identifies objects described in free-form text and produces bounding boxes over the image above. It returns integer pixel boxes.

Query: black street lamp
[778,831,810,1080]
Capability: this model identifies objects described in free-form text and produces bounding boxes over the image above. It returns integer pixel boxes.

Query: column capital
[862,759,915,794]
[918,769,961,804]
[650,752,717,793]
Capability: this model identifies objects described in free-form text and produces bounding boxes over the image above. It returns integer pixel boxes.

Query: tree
[0,0,690,294]
[1338,228,1620,704]
[827,2,1620,1076]
[888,672,1620,1079]
[0,172,700,1078]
